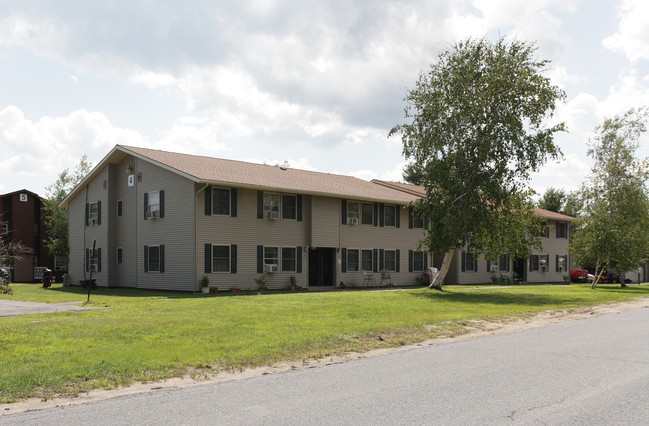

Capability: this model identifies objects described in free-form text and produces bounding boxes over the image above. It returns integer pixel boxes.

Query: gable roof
[61,145,422,207]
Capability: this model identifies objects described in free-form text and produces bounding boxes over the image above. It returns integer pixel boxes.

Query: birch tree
[571,108,649,288]
[389,37,566,289]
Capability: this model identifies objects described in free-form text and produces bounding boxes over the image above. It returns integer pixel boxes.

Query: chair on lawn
[362,271,376,287]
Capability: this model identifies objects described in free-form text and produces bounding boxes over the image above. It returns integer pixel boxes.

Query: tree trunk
[429,250,454,290]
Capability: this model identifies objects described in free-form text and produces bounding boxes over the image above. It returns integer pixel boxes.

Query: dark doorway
[513,258,526,283]
[309,248,335,286]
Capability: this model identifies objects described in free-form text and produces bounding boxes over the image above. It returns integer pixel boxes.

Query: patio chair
[362,271,376,287]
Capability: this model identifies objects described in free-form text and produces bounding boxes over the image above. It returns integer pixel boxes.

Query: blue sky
[1,0,648,198]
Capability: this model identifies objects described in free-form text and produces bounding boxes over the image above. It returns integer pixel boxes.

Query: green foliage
[537,187,566,213]
[571,108,649,277]
[255,274,268,290]
[42,155,93,258]
[201,276,209,288]
[2,283,649,403]
[390,37,566,284]
[402,162,425,185]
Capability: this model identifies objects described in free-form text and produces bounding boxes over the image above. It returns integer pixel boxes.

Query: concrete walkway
[0,300,105,317]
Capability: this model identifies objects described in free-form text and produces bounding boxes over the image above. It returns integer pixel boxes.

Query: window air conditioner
[146,210,160,219]
[267,211,279,220]
[349,217,359,225]
[264,264,278,273]
[88,218,97,226]
[489,264,499,272]
[540,266,548,272]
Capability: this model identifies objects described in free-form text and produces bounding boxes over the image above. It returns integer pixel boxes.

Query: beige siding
[111,156,139,287]
[195,186,309,291]
[339,203,429,287]
[310,197,340,248]
[135,158,196,291]
[67,167,110,286]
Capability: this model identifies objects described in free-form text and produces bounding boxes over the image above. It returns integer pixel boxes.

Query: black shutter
[159,245,165,273]
[97,201,101,225]
[373,249,378,272]
[296,246,302,273]
[205,186,212,215]
[474,255,478,272]
[257,191,263,219]
[529,255,533,272]
[487,260,491,272]
[144,246,149,272]
[424,254,428,269]
[555,254,559,272]
[204,244,212,273]
[231,245,237,273]
[409,250,413,272]
[341,248,347,273]
[159,190,165,218]
[297,195,302,222]
[341,200,347,225]
[379,204,385,227]
[396,208,400,228]
[144,193,149,220]
[85,248,89,272]
[231,188,237,217]
[379,249,384,271]
[257,245,263,273]
[409,207,414,229]
[97,248,101,272]
[373,203,379,227]
[395,249,400,272]
[85,203,89,227]
[461,251,466,272]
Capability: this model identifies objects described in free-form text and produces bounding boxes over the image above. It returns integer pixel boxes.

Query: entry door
[309,248,335,286]
[513,258,526,282]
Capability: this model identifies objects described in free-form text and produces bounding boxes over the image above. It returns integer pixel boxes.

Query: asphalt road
[3,307,649,425]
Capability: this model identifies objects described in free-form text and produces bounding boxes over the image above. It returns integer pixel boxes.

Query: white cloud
[531,153,590,194]
[603,0,649,62]
[0,106,147,194]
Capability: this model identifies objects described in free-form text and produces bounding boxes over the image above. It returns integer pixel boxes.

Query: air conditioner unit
[88,218,97,226]
[146,210,160,219]
[264,264,278,273]
[540,266,548,272]
[349,217,359,225]
[489,264,499,272]
[266,211,279,220]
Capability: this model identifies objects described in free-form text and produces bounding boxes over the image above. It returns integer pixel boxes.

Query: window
[264,193,280,219]
[556,222,568,239]
[361,203,373,225]
[361,249,373,271]
[117,248,123,265]
[346,201,360,224]
[347,249,360,272]
[384,205,396,227]
[384,250,396,272]
[282,247,297,272]
[282,195,297,220]
[530,254,549,272]
[85,248,101,272]
[556,255,567,272]
[117,200,123,217]
[212,188,230,216]
[212,245,230,272]
[499,254,509,272]
[1,223,8,234]
[264,246,279,268]
[89,202,99,223]
[148,191,160,215]
[413,214,424,229]
[462,251,477,272]
[148,246,161,272]
[413,251,425,271]
[54,256,67,271]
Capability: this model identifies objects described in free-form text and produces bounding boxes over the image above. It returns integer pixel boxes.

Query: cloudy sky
[1,0,648,198]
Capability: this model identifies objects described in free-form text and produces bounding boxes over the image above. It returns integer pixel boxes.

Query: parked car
[570,269,588,283]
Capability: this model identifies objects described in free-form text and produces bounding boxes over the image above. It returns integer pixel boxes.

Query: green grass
[1,282,649,403]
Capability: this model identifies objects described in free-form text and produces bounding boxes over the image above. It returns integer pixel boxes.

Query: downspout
[195,183,209,293]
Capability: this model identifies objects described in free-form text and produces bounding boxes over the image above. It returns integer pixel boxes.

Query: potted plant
[201,276,209,294]
[288,275,298,291]
[255,274,268,291]
[230,287,242,293]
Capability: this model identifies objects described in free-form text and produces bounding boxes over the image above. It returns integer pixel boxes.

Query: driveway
[0,300,104,317]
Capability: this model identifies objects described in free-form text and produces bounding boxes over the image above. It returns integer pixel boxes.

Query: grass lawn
[2,282,649,403]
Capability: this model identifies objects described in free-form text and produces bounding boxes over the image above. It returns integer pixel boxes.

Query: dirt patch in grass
[3,296,648,415]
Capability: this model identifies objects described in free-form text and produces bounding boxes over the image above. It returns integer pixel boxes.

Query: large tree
[537,187,566,213]
[42,155,93,265]
[389,37,566,289]
[571,108,649,288]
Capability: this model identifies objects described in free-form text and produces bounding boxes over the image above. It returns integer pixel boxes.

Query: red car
[570,269,588,283]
